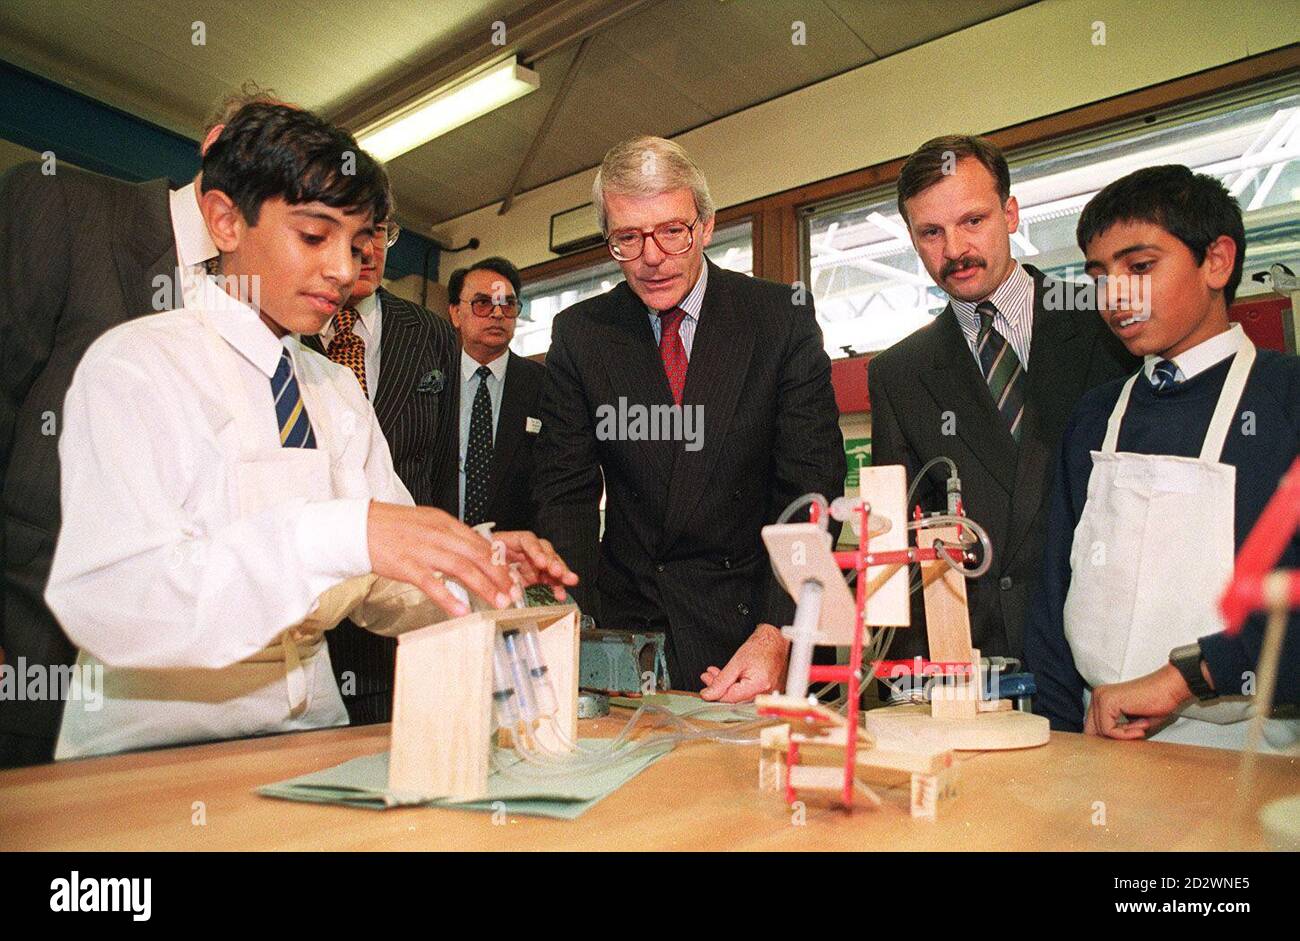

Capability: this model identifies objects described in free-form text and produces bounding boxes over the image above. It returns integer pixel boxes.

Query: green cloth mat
[608,692,758,723]
[257,738,672,820]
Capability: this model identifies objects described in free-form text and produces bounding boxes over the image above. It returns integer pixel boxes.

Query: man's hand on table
[1085,661,1212,739]
[699,623,790,703]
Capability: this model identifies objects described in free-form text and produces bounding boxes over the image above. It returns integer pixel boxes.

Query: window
[515,220,753,358]
[803,81,1300,359]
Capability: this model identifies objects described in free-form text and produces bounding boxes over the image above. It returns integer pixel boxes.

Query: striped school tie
[271,348,317,448]
[976,301,1026,442]
[1150,359,1181,392]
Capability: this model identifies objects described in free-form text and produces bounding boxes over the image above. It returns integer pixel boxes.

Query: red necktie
[657,307,688,406]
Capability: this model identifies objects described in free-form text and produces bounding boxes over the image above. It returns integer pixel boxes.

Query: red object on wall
[1229,293,1294,353]
[833,354,871,414]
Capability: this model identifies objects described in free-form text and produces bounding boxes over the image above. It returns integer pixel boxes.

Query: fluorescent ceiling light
[358,56,540,162]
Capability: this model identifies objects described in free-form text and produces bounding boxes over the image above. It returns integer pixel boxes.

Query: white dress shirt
[950,261,1035,370]
[169,182,219,308]
[458,348,509,518]
[1142,323,1245,384]
[317,290,383,397]
[46,287,428,673]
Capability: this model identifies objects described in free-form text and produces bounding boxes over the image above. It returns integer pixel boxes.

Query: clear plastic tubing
[783,579,823,699]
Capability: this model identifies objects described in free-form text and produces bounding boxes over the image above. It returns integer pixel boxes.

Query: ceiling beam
[327,0,658,134]
[498,36,593,216]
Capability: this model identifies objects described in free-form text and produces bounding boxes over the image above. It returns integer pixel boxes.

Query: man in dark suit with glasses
[534,136,845,702]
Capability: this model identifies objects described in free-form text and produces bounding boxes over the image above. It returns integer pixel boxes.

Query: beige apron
[55,312,375,759]
[1063,332,1298,751]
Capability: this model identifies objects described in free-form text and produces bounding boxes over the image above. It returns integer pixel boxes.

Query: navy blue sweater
[1025,346,1300,732]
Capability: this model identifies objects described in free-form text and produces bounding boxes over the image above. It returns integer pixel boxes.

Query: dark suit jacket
[305,286,460,725]
[866,264,1137,663]
[475,351,546,532]
[0,163,180,766]
[533,260,846,688]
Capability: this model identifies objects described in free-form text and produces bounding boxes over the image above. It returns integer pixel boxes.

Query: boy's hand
[366,502,519,617]
[1084,663,1195,739]
[490,530,579,601]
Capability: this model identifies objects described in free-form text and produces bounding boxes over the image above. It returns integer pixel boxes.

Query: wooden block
[388,613,495,802]
[917,525,973,662]
[911,773,940,820]
[979,698,1013,713]
[388,604,580,802]
[788,764,848,791]
[860,465,909,628]
[856,746,953,776]
[863,702,1050,751]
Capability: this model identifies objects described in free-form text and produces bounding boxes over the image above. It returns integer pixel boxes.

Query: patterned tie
[1150,359,1181,392]
[657,306,688,406]
[327,306,368,398]
[271,348,317,448]
[975,301,1026,442]
[463,365,494,526]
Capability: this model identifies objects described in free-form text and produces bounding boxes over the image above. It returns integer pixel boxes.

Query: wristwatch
[1169,642,1216,701]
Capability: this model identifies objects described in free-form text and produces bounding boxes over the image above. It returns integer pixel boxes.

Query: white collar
[197,282,287,379]
[350,290,380,332]
[169,181,219,269]
[1143,323,1247,383]
[461,347,509,384]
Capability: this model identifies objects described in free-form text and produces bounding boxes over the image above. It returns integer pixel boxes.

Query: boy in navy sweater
[1025,165,1299,748]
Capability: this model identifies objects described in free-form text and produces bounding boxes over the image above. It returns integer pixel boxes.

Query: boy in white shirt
[45,103,576,759]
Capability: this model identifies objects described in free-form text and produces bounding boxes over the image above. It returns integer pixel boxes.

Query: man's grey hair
[203,81,280,139]
[592,136,715,235]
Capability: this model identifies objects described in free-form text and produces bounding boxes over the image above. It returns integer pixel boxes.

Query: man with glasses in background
[448,257,547,532]
[304,212,462,726]
[534,136,844,703]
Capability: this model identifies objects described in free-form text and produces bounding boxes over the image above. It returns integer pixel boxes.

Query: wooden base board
[863,703,1049,751]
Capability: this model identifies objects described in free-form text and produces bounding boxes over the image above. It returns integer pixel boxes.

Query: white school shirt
[45,288,429,671]
[168,182,219,308]
[1141,323,1245,385]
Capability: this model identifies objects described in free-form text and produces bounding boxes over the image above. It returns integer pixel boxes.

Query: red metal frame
[1220,457,1300,635]
[763,499,971,810]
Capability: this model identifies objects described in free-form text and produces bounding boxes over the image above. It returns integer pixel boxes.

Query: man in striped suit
[867,135,1136,667]
[303,213,462,726]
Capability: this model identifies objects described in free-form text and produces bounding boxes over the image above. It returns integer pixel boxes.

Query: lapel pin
[526,416,542,434]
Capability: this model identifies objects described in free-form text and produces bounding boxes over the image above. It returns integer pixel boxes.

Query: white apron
[55,312,375,759]
[1063,333,1299,751]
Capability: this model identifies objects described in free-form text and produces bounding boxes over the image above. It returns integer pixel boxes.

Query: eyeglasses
[606,218,699,261]
[466,294,520,317]
[377,221,401,248]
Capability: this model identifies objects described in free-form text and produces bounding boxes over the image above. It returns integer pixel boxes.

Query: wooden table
[1,712,1295,851]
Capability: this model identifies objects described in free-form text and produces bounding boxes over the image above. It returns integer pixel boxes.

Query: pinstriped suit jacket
[306,286,461,725]
[533,260,846,687]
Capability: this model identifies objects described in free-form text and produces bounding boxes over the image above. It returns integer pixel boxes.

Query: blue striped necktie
[976,301,1026,442]
[1150,359,1181,392]
[271,348,317,448]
